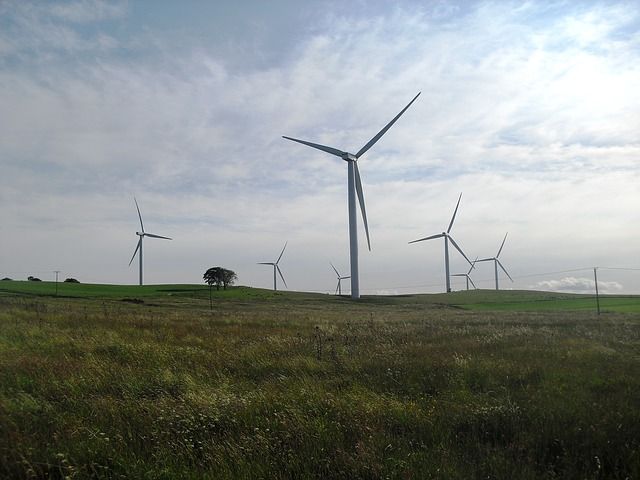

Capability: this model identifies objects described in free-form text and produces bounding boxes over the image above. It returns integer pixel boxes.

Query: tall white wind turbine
[128,198,172,286]
[452,257,478,291]
[258,242,288,291]
[409,193,473,293]
[283,93,421,299]
[477,233,513,290]
[330,262,350,296]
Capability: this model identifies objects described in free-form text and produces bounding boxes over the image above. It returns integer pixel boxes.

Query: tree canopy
[203,267,237,290]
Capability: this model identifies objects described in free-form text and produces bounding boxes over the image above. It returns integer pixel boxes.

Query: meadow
[0,281,639,479]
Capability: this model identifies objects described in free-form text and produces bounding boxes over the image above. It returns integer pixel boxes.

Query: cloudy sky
[1,0,638,294]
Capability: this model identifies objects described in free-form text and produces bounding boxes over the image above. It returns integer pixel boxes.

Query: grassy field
[0,282,639,478]
[3,280,639,313]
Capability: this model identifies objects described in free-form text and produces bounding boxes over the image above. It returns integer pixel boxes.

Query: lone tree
[204,267,223,291]
[203,267,237,291]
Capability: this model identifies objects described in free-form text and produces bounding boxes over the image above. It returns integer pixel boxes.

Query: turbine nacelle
[342,153,358,162]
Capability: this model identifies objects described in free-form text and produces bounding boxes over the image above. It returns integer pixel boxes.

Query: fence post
[594,267,600,315]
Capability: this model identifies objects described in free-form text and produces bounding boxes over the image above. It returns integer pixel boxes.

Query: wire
[600,267,640,272]
[510,267,594,280]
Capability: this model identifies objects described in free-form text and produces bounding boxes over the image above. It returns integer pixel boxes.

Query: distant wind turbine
[258,242,288,291]
[128,198,172,286]
[409,193,473,293]
[283,92,421,299]
[452,257,478,291]
[330,262,350,296]
[477,233,513,290]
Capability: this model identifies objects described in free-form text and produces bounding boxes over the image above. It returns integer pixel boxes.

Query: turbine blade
[469,277,477,289]
[497,259,513,282]
[355,92,421,159]
[282,136,346,158]
[447,192,462,233]
[448,235,473,265]
[258,262,275,265]
[144,233,172,240]
[476,257,493,262]
[277,265,288,288]
[330,262,340,277]
[128,238,141,266]
[496,232,508,258]
[354,162,371,251]
[335,280,340,295]
[451,274,465,277]
[468,256,478,274]
[276,241,287,264]
[134,197,144,233]
[342,275,351,280]
[408,233,444,244]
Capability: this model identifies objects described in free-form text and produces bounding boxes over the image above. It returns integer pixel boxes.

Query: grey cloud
[49,0,127,23]
[1,1,639,291]
[0,0,122,61]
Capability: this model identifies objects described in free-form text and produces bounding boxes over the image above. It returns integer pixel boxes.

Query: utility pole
[593,267,600,315]
[54,270,60,296]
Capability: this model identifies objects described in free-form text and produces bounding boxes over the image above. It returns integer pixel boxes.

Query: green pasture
[2,280,639,313]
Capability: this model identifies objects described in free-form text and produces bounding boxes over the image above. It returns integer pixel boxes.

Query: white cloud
[530,276,623,294]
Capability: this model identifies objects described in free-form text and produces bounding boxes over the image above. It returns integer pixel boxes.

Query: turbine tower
[128,198,172,286]
[258,242,288,291]
[409,193,473,293]
[330,262,350,296]
[283,92,420,299]
[452,257,478,291]
[477,233,513,290]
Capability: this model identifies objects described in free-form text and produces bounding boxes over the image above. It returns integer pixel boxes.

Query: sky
[1,0,639,295]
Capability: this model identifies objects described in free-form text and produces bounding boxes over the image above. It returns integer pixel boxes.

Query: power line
[600,267,640,272]
[510,267,594,280]
[359,266,640,294]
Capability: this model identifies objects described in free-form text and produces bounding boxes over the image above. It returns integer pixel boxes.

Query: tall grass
[0,292,638,478]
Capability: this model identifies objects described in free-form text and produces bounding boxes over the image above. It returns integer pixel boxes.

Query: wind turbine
[477,233,513,290]
[330,262,350,296]
[258,242,288,291]
[409,193,473,293]
[452,257,478,291]
[283,92,420,299]
[128,198,172,286]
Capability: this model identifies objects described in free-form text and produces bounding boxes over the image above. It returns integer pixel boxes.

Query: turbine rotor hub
[342,152,357,162]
